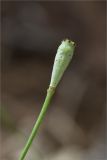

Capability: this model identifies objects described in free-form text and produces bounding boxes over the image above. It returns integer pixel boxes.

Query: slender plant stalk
[19,39,76,160]
[19,87,55,160]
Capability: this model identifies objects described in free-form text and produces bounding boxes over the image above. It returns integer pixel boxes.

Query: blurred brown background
[1,1,106,160]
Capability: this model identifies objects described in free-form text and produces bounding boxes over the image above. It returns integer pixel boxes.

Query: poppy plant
[19,39,76,160]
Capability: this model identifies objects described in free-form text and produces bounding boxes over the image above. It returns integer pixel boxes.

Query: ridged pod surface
[50,39,75,88]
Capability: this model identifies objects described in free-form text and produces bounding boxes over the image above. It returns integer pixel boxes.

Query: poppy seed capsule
[50,39,76,88]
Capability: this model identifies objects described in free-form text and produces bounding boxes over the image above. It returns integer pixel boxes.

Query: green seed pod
[50,39,75,88]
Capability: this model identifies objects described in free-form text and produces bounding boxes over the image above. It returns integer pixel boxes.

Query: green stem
[19,86,55,160]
